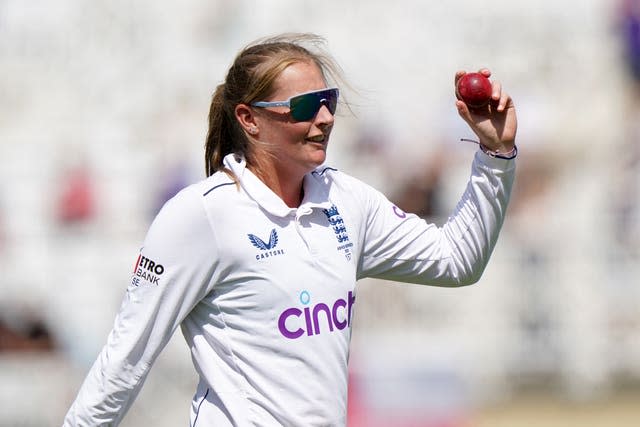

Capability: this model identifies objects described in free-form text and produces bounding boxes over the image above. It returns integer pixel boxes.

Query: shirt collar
[223,153,333,217]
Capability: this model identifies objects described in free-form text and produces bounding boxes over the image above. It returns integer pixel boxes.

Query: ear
[235,103,258,135]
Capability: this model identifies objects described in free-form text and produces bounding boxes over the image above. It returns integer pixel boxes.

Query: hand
[455,69,517,153]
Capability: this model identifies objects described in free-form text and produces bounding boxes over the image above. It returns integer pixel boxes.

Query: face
[250,61,336,179]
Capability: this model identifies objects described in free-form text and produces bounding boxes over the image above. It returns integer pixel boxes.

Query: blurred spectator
[506,151,557,225]
[151,161,192,218]
[0,309,56,353]
[0,199,5,256]
[55,166,96,225]
[352,124,389,159]
[618,0,640,88]
[348,355,469,427]
[345,123,397,195]
[501,149,559,379]
[392,147,448,220]
[614,0,640,256]
[612,129,640,257]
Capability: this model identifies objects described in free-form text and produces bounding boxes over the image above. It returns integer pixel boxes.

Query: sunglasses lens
[290,89,338,121]
[323,89,338,114]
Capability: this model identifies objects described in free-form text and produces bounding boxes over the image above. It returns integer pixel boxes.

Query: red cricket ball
[456,72,492,108]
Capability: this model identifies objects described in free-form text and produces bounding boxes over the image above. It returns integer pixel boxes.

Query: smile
[305,134,326,143]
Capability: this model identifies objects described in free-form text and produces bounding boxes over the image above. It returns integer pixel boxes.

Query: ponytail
[204,84,245,177]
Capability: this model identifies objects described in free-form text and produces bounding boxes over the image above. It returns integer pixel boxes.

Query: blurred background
[1,0,639,426]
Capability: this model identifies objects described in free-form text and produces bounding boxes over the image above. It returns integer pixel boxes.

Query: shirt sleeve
[62,186,218,426]
[357,150,515,286]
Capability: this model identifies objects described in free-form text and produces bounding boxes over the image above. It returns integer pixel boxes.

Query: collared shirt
[63,150,515,427]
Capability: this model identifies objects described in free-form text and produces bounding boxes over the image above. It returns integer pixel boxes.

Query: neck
[250,165,305,208]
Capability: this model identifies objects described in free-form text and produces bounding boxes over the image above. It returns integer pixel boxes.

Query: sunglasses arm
[252,101,291,108]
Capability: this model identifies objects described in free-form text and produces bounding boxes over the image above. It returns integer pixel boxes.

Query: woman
[63,33,517,426]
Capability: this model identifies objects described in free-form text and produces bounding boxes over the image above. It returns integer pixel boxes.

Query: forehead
[270,61,327,99]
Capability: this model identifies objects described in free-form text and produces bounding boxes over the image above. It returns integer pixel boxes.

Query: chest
[207,201,359,311]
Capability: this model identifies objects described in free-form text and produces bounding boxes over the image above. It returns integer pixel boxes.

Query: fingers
[491,81,505,111]
[454,68,492,85]
[455,99,473,125]
[454,68,518,148]
[454,68,513,113]
[478,68,491,78]
[490,81,514,113]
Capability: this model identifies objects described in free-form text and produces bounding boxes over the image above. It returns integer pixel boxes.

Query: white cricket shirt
[63,150,515,426]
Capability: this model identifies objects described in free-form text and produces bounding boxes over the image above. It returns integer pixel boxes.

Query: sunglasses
[251,88,339,121]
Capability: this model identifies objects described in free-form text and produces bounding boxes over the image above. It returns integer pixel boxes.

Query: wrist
[478,143,517,159]
[460,138,518,160]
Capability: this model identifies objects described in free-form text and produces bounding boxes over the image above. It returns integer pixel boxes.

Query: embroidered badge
[323,205,353,261]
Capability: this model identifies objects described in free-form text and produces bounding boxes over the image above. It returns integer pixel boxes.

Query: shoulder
[194,171,238,199]
[311,165,382,199]
[148,172,235,241]
[162,171,238,212]
[311,165,359,187]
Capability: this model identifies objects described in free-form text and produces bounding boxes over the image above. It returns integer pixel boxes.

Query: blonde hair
[204,33,346,177]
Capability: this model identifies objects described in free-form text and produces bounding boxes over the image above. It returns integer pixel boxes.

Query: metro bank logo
[278,290,356,339]
[131,254,164,287]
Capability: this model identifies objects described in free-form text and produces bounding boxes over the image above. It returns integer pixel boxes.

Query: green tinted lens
[289,89,338,121]
[289,94,319,121]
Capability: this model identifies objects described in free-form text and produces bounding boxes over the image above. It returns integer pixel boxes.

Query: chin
[309,151,327,167]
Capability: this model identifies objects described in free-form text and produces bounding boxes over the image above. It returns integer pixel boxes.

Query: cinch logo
[392,205,407,219]
[248,229,285,260]
[131,254,164,286]
[278,290,356,339]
